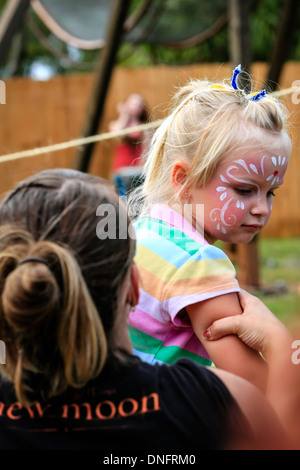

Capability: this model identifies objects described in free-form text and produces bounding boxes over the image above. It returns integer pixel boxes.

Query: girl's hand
[203,289,292,358]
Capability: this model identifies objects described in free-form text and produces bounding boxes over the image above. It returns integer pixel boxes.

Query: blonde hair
[0,169,135,406]
[129,77,292,219]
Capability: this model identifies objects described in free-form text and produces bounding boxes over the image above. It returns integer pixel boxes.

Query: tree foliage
[0,0,299,77]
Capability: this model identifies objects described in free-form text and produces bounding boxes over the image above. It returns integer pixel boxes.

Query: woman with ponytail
[0,168,297,451]
[0,169,139,448]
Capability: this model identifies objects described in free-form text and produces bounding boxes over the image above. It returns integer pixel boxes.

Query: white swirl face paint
[188,148,289,244]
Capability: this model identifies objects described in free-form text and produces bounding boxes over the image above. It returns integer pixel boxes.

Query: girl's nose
[250,197,270,217]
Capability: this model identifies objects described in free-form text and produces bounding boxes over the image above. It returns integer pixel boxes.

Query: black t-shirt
[0,354,251,451]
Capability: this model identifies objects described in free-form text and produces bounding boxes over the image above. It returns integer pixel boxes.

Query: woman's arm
[203,289,300,448]
[186,292,268,392]
[211,367,291,449]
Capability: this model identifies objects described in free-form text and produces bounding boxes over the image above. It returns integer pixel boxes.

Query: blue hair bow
[231,64,243,91]
[231,64,267,102]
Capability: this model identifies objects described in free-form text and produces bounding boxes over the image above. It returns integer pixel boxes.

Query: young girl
[127,66,292,392]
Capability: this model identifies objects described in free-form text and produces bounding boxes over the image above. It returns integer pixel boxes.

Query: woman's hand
[203,289,292,358]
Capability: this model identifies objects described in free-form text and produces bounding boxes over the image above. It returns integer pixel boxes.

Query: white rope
[272,85,300,97]
[0,120,163,164]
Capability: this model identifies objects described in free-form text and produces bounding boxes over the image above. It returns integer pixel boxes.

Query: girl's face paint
[188,148,289,244]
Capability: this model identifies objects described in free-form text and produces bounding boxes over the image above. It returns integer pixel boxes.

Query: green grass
[217,237,300,329]
[246,238,300,329]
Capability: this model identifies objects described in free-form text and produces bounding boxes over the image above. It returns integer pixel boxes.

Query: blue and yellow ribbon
[231,64,267,101]
[231,64,243,91]
[210,64,268,102]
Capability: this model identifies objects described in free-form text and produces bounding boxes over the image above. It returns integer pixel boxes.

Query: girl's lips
[242,224,262,230]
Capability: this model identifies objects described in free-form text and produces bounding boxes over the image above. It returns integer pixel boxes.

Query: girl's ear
[171,161,190,198]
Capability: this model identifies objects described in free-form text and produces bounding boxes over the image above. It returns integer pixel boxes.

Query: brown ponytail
[0,226,107,406]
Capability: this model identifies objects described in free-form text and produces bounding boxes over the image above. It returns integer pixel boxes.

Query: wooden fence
[0,62,300,238]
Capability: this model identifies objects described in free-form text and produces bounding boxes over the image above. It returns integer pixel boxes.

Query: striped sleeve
[135,218,240,323]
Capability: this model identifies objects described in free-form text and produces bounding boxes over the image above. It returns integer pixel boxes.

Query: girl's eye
[267,189,276,197]
[234,188,252,195]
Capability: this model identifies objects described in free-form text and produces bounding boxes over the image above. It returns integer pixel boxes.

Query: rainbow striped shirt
[128,204,240,366]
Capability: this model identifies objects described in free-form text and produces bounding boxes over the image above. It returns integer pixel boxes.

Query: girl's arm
[186,292,268,392]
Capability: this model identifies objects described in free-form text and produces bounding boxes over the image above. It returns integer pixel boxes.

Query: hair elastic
[247,89,267,101]
[18,257,49,267]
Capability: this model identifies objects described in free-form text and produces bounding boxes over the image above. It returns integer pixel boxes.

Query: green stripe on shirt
[137,218,200,255]
[128,325,212,367]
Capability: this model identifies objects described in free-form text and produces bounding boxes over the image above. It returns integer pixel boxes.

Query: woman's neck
[110,305,133,355]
